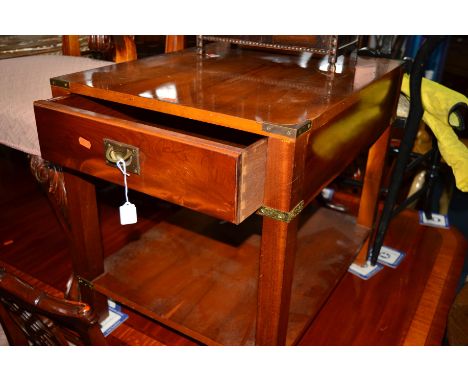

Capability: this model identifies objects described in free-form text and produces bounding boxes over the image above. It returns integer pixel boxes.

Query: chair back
[0,268,107,345]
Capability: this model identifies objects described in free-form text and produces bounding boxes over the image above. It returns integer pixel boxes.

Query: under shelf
[92,205,369,345]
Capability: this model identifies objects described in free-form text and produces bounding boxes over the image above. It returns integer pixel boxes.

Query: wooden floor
[0,147,466,345]
[300,193,467,345]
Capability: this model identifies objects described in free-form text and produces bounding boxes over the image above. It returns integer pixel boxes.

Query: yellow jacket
[401,74,468,191]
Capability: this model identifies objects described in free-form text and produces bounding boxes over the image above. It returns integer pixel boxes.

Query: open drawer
[34,95,267,224]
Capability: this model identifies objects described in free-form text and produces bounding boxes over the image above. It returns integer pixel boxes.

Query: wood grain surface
[255,136,308,345]
[35,95,267,224]
[298,193,467,345]
[50,45,402,135]
[92,206,367,345]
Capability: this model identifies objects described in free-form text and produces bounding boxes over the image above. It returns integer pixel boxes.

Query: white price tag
[348,261,383,280]
[418,211,450,229]
[119,202,137,225]
[376,246,406,268]
[116,159,138,226]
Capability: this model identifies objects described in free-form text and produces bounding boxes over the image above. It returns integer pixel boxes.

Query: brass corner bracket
[50,78,69,89]
[262,121,311,138]
[257,200,304,223]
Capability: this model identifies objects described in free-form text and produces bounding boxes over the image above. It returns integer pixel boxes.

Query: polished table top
[52,44,402,133]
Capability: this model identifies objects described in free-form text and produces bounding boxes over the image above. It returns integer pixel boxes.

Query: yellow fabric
[401,73,468,191]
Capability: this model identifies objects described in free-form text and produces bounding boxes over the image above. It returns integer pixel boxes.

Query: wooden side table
[34,44,403,345]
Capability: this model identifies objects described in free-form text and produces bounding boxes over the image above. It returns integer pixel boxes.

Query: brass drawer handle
[103,138,140,175]
[105,145,133,166]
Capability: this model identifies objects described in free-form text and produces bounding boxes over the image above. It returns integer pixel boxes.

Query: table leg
[255,136,306,345]
[256,218,299,345]
[355,126,392,265]
[63,171,108,320]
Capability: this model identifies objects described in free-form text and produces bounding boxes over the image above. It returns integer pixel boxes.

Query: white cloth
[0,322,7,346]
[0,55,111,156]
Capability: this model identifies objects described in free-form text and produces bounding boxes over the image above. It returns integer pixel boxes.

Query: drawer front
[34,98,267,224]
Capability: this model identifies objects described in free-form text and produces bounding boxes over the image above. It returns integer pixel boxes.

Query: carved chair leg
[29,155,70,238]
[29,155,78,298]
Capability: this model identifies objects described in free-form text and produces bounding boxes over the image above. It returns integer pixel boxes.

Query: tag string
[116,159,130,203]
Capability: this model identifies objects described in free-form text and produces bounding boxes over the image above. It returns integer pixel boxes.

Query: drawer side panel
[237,139,268,224]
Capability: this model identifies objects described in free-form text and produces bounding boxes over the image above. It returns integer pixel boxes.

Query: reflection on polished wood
[51,44,402,131]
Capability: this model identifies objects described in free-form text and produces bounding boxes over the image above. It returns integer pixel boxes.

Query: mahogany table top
[52,44,402,133]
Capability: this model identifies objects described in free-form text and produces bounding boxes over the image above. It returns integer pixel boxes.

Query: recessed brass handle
[105,145,133,167]
[103,138,140,175]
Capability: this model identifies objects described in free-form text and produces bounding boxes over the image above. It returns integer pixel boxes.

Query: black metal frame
[369,36,447,265]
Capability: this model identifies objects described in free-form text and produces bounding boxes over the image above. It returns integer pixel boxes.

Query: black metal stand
[370,36,447,266]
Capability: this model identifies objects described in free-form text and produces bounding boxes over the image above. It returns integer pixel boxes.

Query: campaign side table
[34,45,403,345]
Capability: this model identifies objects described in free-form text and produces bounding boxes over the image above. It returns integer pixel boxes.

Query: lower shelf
[93,205,369,345]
